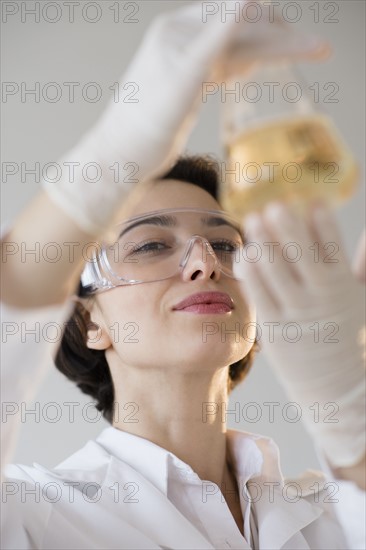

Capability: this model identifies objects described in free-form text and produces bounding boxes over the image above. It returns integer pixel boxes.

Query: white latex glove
[234,200,365,468]
[42,1,329,235]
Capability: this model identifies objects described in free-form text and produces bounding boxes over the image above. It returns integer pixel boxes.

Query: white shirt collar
[48,425,326,549]
[94,426,282,493]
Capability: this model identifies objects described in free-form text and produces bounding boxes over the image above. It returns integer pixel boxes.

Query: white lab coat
[1,298,365,549]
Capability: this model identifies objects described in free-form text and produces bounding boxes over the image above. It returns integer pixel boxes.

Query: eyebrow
[118,215,177,238]
[118,214,242,239]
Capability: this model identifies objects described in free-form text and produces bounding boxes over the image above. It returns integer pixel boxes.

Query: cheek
[233,282,256,324]
[234,293,257,348]
[238,300,256,326]
[101,288,169,352]
[105,298,143,337]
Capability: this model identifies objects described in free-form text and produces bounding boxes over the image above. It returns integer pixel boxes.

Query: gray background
[2,1,365,475]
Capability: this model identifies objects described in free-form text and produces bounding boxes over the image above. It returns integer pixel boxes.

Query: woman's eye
[210,240,239,253]
[132,241,168,254]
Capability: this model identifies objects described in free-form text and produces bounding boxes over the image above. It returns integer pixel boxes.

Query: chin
[172,340,242,369]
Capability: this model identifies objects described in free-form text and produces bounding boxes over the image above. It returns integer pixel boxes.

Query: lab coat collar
[96,426,171,496]
[227,429,323,549]
[105,454,216,549]
[49,430,215,549]
[94,426,273,495]
[102,427,324,549]
[50,426,324,549]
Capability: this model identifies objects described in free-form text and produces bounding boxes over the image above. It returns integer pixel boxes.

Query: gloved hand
[234,200,365,468]
[42,1,329,236]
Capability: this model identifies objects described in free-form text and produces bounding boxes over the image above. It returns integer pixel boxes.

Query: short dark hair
[55,155,259,422]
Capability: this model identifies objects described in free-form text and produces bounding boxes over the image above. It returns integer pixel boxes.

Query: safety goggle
[80,208,246,294]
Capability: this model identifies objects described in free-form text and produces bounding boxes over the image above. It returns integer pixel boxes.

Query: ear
[86,320,112,351]
[73,296,112,351]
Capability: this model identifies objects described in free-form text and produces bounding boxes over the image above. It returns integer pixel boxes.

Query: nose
[180,236,221,282]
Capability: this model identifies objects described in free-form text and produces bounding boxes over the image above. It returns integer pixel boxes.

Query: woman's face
[87,179,256,377]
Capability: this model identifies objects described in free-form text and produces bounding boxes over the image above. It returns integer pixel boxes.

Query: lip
[173,292,234,313]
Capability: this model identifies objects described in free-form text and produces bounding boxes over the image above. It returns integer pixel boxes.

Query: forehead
[120,179,220,221]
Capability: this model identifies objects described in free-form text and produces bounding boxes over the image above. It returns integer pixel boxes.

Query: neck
[110,363,231,487]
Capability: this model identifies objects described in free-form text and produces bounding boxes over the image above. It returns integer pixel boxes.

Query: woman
[1,2,365,549]
[3,153,364,549]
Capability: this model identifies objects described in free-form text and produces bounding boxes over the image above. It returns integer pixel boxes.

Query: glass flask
[220,63,359,220]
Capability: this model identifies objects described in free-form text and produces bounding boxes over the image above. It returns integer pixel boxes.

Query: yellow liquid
[221,115,359,219]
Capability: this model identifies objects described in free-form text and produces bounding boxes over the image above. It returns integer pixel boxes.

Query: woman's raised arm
[1,1,328,309]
